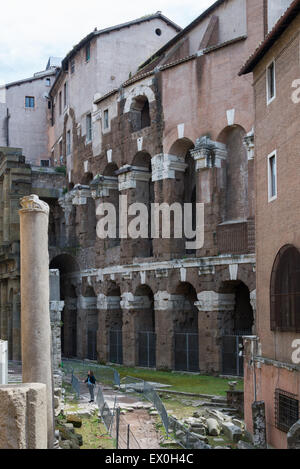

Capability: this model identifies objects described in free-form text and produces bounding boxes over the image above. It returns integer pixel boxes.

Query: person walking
[84,370,96,403]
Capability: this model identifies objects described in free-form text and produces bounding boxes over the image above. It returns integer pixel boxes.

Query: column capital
[97,294,121,310]
[151,154,187,182]
[19,195,49,215]
[121,292,151,310]
[90,175,118,199]
[195,291,235,312]
[117,165,151,191]
[243,129,255,161]
[190,137,227,171]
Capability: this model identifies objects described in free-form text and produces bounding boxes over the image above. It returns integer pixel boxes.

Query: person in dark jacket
[84,370,96,403]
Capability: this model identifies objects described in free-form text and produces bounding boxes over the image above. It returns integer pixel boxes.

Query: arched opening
[220,280,254,376]
[217,125,248,223]
[130,95,151,132]
[135,285,156,368]
[50,254,80,358]
[83,285,98,361]
[270,245,300,332]
[173,282,199,372]
[168,138,196,258]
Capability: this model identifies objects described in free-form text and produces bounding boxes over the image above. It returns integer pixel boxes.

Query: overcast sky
[0,0,215,85]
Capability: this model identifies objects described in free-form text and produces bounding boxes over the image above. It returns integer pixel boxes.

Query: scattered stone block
[207,418,220,436]
[222,422,243,442]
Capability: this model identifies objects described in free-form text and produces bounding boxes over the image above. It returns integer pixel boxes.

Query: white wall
[268,0,293,32]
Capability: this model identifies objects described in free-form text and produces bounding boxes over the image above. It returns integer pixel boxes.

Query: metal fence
[96,386,115,433]
[111,408,141,450]
[62,359,120,387]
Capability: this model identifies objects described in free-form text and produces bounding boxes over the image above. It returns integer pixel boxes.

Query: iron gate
[222,335,244,377]
[138,332,156,368]
[87,329,97,361]
[174,333,199,372]
[109,330,123,365]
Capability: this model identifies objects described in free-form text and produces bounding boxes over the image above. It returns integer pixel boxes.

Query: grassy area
[76,414,115,450]
[63,359,243,396]
[114,365,244,396]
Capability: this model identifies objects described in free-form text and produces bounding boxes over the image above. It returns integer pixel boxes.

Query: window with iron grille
[275,389,299,433]
[270,245,300,332]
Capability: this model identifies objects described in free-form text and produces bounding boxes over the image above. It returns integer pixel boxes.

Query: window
[70,59,75,74]
[64,82,68,108]
[25,96,35,108]
[155,28,162,36]
[86,43,91,62]
[103,109,109,129]
[275,389,299,433]
[268,151,277,202]
[59,91,62,115]
[46,78,51,87]
[86,113,92,142]
[270,245,300,332]
[66,130,71,155]
[41,160,50,168]
[267,60,276,104]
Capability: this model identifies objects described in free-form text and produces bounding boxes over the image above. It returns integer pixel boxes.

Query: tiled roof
[239,0,300,75]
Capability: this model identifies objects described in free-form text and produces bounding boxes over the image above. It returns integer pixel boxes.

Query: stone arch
[124,85,155,114]
[103,163,118,177]
[168,137,194,159]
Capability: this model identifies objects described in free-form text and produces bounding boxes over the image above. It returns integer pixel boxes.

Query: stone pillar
[154,291,177,370]
[19,195,54,449]
[0,383,47,449]
[0,340,8,385]
[190,137,227,258]
[97,294,122,364]
[252,401,267,449]
[121,292,151,367]
[117,165,152,262]
[151,154,187,259]
[195,291,235,374]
